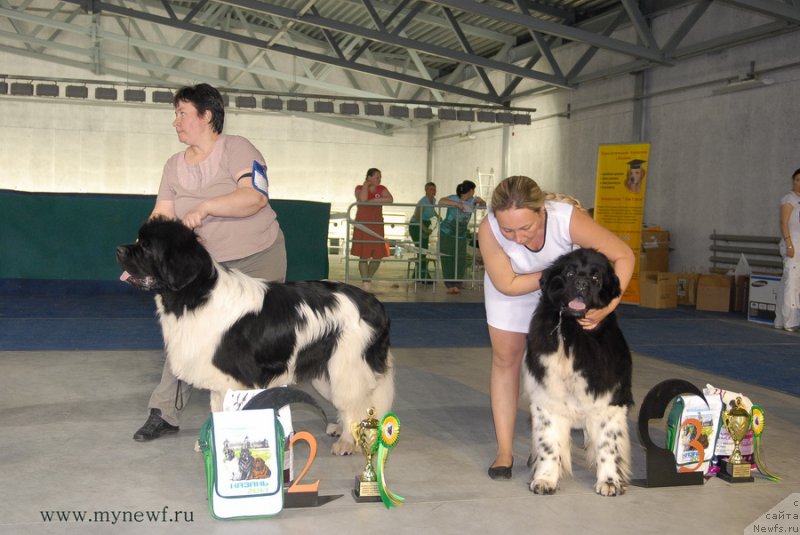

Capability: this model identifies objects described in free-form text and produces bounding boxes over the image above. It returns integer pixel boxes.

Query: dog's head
[540,248,621,318]
[116,217,212,292]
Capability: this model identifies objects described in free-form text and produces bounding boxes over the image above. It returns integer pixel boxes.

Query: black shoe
[133,409,179,442]
[488,459,513,480]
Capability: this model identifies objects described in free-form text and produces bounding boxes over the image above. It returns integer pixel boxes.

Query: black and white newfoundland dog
[525,248,633,496]
[116,217,395,455]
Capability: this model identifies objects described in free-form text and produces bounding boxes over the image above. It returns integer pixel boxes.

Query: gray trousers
[147,230,287,426]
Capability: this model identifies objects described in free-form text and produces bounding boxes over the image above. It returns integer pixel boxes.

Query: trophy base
[352,476,382,503]
[718,459,754,483]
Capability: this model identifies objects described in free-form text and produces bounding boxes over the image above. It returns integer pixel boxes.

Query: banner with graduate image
[593,143,651,304]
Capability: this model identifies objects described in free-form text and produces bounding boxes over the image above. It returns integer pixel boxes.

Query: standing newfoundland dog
[525,248,633,496]
[116,217,395,455]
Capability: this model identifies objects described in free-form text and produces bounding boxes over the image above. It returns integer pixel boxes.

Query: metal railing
[337,201,486,288]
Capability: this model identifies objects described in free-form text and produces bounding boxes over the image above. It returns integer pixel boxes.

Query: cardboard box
[641,230,670,272]
[747,275,782,324]
[696,274,733,312]
[676,273,700,306]
[640,271,678,309]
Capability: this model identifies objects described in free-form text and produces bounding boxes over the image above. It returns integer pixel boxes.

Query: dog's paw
[595,480,625,497]
[326,422,342,437]
[330,438,355,456]
[530,479,558,495]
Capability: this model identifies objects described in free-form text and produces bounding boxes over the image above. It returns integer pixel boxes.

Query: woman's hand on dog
[578,302,615,330]
[182,207,207,229]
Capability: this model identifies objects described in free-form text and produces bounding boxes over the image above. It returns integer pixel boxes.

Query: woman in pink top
[133,83,286,443]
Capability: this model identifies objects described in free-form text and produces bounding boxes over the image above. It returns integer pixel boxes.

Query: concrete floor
[1,278,798,534]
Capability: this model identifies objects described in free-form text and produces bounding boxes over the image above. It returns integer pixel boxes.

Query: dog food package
[200,408,284,520]
[704,384,754,457]
[665,394,723,474]
[223,389,295,483]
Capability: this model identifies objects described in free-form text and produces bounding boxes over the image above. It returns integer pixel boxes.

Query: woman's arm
[478,217,543,296]
[372,186,394,203]
[355,183,369,202]
[569,208,636,329]
[181,166,268,229]
[150,200,176,220]
[439,197,465,210]
[780,202,794,258]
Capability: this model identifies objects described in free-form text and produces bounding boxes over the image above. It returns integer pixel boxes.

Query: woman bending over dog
[478,176,634,480]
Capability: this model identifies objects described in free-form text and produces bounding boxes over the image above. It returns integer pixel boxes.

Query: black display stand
[633,379,707,488]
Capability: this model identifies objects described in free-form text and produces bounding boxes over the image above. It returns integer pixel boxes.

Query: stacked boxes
[639,271,678,309]
[695,274,733,312]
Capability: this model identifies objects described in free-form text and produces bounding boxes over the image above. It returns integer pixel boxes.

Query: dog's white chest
[528,338,603,415]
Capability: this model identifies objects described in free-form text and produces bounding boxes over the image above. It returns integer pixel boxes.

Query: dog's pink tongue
[120,271,131,282]
[568,298,586,311]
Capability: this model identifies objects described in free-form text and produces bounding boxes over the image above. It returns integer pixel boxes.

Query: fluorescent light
[124,89,146,102]
[10,82,33,96]
[262,97,283,111]
[66,85,88,98]
[235,96,257,108]
[314,101,334,113]
[388,105,409,118]
[36,84,59,97]
[152,90,173,103]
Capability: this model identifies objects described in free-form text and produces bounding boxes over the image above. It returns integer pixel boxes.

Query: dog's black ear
[151,223,207,291]
[602,258,622,300]
[163,259,200,291]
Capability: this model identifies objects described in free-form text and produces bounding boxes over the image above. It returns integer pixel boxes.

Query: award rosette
[376,412,404,509]
[750,405,780,481]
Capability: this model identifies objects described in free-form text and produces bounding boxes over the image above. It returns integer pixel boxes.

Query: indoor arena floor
[1,279,798,534]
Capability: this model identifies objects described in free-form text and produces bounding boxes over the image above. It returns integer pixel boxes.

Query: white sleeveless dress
[483,201,575,333]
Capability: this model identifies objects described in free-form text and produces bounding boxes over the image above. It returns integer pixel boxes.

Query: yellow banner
[593,143,651,304]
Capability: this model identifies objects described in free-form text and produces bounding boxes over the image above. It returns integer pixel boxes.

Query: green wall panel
[0,190,329,281]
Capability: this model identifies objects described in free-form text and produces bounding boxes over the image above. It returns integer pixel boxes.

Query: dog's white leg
[311,377,342,437]
[209,390,225,413]
[327,345,394,456]
[529,403,570,495]
[585,405,630,496]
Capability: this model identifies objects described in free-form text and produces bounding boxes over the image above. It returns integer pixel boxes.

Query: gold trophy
[718,397,754,483]
[352,407,382,502]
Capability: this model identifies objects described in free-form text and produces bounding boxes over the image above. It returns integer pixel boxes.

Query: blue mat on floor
[1,279,797,397]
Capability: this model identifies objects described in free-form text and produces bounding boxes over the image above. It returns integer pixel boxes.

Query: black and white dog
[116,217,395,455]
[525,248,633,496]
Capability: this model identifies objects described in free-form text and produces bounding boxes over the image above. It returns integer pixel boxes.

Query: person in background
[478,175,634,479]
[439,180,486,294]
[351,168,393,289]
[133,83,286,442]
[775,167,800,331]
[409,182,438,282]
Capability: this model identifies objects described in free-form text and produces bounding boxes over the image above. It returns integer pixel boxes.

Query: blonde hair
[491,176,586,214]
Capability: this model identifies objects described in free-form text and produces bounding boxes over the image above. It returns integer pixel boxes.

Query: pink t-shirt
[157,134,279,262]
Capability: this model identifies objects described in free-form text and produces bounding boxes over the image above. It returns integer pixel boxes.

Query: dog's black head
[540,248,621,318]
[116,217,212,292]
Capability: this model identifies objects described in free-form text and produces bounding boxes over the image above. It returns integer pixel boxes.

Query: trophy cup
[718,397,754,483]
[352,407,382,502]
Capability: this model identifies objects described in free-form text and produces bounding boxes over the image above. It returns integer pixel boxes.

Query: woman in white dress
[478,176,635,480]
[775,168,800,331]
